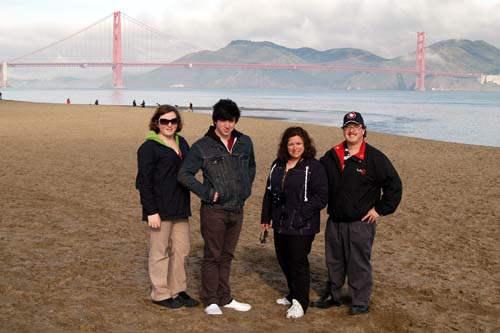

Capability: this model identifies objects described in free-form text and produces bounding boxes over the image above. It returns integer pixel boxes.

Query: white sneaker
[286,299,304,318]
[223,299,252,312]
[276,296,291,305]
[204,303,223,315]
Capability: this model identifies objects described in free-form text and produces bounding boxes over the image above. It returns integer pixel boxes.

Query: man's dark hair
[212,99,240,123]
[277,127,316,161]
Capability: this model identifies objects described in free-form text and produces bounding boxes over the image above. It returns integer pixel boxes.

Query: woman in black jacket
[261,127,328,318]
[136,105,198,309]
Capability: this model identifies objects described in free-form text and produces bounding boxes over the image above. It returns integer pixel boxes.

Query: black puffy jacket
[136,132,191,221]
[261,158,328,236]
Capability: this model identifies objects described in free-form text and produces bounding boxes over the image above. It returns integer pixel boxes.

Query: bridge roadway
[5,61,482,78]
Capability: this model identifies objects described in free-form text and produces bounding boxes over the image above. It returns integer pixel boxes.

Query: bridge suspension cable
[9,13,114,63]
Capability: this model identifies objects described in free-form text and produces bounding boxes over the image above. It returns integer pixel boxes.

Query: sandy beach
[0,100,499,332]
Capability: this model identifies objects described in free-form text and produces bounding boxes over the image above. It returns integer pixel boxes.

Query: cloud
[154,0,500,58]
[1,0,499,61]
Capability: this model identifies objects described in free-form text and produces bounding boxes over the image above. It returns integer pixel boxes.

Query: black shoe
[349,305,369,315]
[152,297,184,309]
[175,291,199,307]
[310,294,342,309]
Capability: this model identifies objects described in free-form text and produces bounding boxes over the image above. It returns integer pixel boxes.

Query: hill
[121,39,500,91]
[122,40,386,90]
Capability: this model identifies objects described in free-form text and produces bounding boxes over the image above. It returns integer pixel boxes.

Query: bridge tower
[0,62,7,88]
[415,32,426,91]
[112,11,124,88]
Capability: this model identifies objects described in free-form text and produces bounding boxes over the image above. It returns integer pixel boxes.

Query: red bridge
[0,12,482,91]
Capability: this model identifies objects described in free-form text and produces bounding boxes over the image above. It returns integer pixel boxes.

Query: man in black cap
[312,111,402,315]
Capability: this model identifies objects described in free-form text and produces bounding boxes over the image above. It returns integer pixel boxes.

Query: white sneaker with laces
[276,296,291,305]
[204,303,223,315]
[286,299,304,318]
[223,299,252,312]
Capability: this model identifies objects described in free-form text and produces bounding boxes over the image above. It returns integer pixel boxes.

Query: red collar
[333,140,366,170]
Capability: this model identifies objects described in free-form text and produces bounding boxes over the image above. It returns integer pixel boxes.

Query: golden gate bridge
[0,12,482,91]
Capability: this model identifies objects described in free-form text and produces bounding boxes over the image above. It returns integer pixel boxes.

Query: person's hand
[148,213,161,229]
[362,207,379,224]
[260,224,270,244]
[213,192,219,203]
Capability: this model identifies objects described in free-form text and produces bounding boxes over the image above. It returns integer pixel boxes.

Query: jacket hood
[145,130,180,147]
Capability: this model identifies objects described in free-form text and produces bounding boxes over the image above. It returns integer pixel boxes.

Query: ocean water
[2,88,500,147]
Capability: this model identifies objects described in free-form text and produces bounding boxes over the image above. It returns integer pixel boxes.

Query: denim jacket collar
[205,125,243,150]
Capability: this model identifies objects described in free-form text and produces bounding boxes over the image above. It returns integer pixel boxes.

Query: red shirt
[227,136,235,152]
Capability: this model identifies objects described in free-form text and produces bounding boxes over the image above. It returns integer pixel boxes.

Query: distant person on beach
[141,100,146,108]
[94,99,99,105]
[0,92,2,100]
[189,102,193,112]
[133,100,137,107]
[135,105,199,309]
[261,127,328,319]
[66,98,71,105]
[178,99,256,315]
[311,111,402,315]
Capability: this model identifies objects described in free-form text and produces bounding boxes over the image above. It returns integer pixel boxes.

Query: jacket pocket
[205,156,226,180]
[291,208,308,229]
[203,157,227,203]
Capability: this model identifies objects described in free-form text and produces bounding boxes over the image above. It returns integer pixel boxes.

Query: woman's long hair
[277,127,316,161]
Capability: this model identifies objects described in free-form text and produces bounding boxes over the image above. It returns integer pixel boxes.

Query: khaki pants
[148,219,190,301]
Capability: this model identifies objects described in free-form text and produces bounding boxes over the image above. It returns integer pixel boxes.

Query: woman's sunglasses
[158,118,178,126]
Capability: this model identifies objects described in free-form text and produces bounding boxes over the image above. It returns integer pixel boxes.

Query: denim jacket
[178,126,256,211]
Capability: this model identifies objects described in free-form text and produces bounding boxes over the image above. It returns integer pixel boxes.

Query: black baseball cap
[342,111,365,128]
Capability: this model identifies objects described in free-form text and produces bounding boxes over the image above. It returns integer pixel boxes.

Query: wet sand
[0,100,499,332]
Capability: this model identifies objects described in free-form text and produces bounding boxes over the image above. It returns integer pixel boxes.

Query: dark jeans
[200,205,243,306]
[325,219,376,306]
[274,231,315,312]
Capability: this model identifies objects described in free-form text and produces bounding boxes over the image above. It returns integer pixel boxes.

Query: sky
[1,0,500,61]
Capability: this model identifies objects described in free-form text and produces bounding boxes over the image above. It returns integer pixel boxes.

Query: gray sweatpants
[325,218,376,306]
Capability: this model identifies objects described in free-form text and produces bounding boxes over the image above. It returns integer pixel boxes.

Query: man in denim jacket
[178,99,256,315]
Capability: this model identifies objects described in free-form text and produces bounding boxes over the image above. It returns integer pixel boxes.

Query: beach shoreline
[3,99,500,149]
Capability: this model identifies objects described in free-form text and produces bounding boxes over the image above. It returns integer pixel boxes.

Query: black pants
[200,205,243,306]
[325,219,376,306]
[274,231,315,312]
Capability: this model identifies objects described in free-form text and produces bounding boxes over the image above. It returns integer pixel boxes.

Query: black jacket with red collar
[320,140,402,222]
